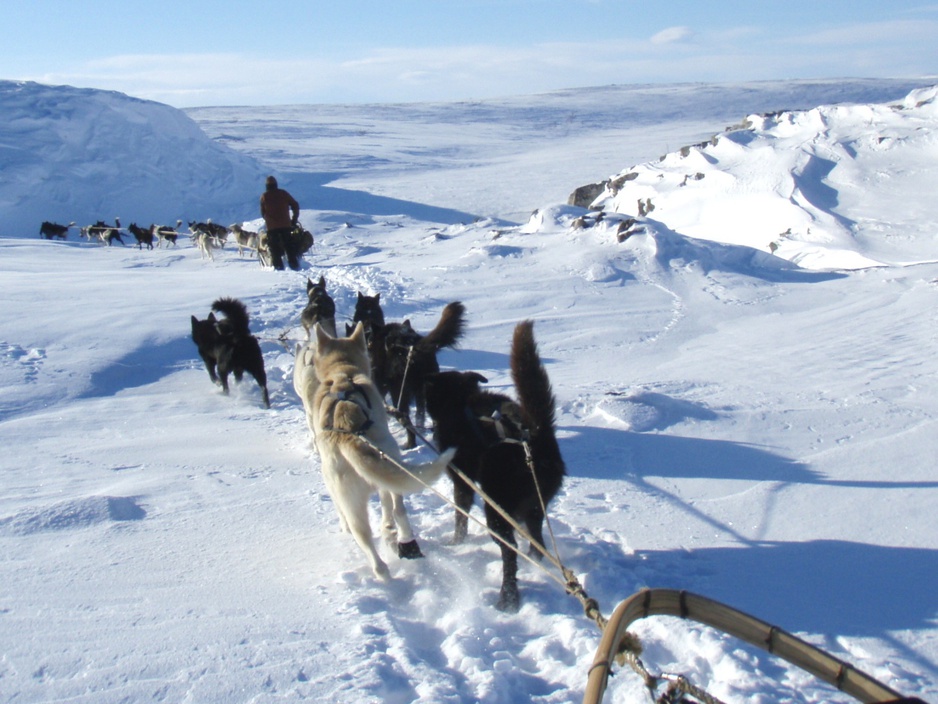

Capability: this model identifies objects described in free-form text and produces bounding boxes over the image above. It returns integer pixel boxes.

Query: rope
[395,345,415,411]
[384,409,620,639]
[386,414,734,704]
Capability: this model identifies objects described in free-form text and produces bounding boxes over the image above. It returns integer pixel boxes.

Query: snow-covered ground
[0,78,936,703]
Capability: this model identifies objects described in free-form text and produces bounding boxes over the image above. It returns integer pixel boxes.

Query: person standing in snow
[259,175,301,270]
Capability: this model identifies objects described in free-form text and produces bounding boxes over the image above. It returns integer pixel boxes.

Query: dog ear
[318,275,326,288]
[315,323,334,348]
[306,278,314,292]
[208,312,217,323]
[349,321,366,347]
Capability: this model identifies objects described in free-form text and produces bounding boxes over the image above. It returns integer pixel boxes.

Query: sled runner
[582,588,925,704]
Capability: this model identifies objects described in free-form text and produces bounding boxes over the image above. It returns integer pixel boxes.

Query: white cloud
[22,23,938,108]
[650,26,694,45]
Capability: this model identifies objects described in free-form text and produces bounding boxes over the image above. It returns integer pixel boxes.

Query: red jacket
[260,188,299,231]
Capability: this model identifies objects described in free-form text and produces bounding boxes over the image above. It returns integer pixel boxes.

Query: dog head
[314,321,372,380]
[383,320,421,353]
[353,292,385,329]
[190,312,219,348]
[306,275,327,300]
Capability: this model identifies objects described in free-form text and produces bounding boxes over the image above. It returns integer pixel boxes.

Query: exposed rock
[567,182,606,208]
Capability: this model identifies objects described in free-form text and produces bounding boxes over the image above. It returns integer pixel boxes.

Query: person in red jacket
[259,175,300,270]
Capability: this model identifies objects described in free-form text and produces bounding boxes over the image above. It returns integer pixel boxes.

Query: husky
[39,221,74,240]
[425,320,566,612]
[297,322,455,580]
[127,223,155,250]
[193,231,219,260]
[190,297,270,408]
[380,302,466,448]
[300,276,337,338]
[151,222,181,247]
[352,291,386,330]
[229,223,260,257]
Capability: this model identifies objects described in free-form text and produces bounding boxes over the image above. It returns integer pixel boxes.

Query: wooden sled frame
[583,588,917,704]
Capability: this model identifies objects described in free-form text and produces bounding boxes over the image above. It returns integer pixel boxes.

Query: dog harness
[321,376,374,435]
[462,401,535,468]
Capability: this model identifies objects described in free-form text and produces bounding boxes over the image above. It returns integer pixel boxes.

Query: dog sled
[582,588,926,704]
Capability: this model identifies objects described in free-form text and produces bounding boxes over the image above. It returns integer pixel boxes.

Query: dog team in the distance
[38,218,314,266]
[191,276,566,613]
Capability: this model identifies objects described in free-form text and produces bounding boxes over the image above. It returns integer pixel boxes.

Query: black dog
[190,297,270,408]
[350,290,390,392]
[352,291,386,329]
[300,275,337,338]
[40,221,73,240]
[128,223,155,250]
[425,320,565,612]
[381,302,466,448]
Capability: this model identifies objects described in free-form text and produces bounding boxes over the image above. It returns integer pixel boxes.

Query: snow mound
[0,496,146,535]
[580,85,938,271]
[0,81,266,236]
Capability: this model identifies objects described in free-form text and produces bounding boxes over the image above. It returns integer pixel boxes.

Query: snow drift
[569,85,938,271]
[0,80,266,236]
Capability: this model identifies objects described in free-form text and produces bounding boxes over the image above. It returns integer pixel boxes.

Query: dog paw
[397,540,424,559]
[372,562,392,582]
[495,591,521,613]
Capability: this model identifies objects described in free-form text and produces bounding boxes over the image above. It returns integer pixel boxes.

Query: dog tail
[211,297,251,335]
[510,320,557,436]
[353,446,456,495]
[418,301,466,352]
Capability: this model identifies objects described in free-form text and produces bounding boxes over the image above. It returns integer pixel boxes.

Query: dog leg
[524,507,547,561]
[378,491,399,546]
[385,492,423,559]
[327,452,391,581]
[217,369,231,395]
[486,506,521,613]
[200,356,219,384]
[317,453,349,534]
[450,474,476,544]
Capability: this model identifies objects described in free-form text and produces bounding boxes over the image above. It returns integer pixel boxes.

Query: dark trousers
[266,227,300,270]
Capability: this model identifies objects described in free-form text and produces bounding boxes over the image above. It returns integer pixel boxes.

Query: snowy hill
[0,79,936,703]
[0,81,266,236]
[581,85,938,271]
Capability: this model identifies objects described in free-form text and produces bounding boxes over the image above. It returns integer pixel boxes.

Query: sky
[4,1,938,107]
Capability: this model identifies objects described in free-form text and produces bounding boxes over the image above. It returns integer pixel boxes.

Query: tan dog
[294,322,454,580]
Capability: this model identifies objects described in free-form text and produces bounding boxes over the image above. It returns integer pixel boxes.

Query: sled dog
[425,320,566,612]
[380,301,466,448]
[300,276,337,338]
[299,322,454,580]
[190,297,270,408]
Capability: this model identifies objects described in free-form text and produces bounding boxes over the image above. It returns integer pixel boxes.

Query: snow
[1,77,937,703]
[0,81,265,236]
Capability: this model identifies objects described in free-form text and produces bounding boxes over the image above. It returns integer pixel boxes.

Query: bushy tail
[510,320,556,435]
[350,446,456,495]
[211,297,251,335]
[419,301,466,352]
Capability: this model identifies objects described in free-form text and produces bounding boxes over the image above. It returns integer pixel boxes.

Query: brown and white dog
[293,322,454,580]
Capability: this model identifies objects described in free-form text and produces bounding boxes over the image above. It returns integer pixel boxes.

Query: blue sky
[5,1,937,107]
